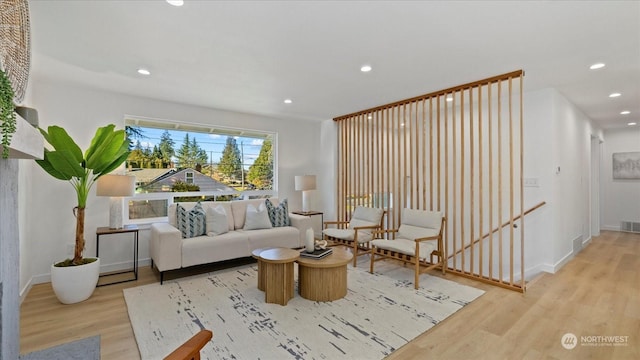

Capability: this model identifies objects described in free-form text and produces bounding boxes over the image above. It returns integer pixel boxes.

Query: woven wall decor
[0,0,31,103]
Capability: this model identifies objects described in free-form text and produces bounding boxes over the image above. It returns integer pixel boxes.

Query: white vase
[51,258,100,304]
[305,228,315,252]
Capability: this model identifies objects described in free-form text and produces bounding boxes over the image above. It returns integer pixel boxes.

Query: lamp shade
[96,174,135,197]
[295,175,316,191]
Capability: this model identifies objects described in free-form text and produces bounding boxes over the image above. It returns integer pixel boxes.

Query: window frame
[124,115,278,225]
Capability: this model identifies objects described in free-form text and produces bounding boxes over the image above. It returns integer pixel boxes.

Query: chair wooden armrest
[414,235,440,242]
[352,224,381,230]
[164,329,213,360]
[323,220,349,229]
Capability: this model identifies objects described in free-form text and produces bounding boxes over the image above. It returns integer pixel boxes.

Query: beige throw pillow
[243,203,273,230]
[207,205,229,236]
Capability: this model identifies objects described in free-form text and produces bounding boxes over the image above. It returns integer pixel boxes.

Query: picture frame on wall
[612,152,640,179]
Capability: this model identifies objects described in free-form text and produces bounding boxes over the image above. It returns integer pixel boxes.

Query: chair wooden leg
[352,241,358,267]
[414,259,420,290]
[369,248,375,273]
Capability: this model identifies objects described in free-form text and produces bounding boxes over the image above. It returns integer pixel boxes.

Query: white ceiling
[28,1,640,128]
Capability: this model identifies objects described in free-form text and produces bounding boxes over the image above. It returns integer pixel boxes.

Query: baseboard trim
[601,225,620,231]
[19,277,33,304]
[100,258,151,274]
[537,249,575,275]
[26,258,152,287]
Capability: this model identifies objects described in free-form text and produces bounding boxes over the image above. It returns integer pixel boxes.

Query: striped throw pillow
[176,202,207,238]
[265,198,291,227]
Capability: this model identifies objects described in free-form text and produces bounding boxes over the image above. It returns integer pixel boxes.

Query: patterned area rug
[124,260,484,360]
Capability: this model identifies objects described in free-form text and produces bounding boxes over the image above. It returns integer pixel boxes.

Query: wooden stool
[258,248,300,306]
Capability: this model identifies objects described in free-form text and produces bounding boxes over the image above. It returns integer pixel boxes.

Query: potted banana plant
[35,124,130,304]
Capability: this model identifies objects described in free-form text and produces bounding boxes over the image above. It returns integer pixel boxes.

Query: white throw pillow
[206,205,229,236]
[243,203,273,230]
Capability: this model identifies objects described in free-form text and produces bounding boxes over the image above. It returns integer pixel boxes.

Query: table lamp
[96,174,136,229]
[295,175,316,212]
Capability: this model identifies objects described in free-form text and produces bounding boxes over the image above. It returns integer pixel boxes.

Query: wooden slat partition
[333,70,530,292]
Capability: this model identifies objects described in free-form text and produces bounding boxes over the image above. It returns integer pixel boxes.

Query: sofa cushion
[265,198,291,227]
[243,203,273,230]
[182,232,250,268]
[241,226,300,251]
[206,205,229,236]
[176,202,206,238]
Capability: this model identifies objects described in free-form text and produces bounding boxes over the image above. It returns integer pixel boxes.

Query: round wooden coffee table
[297,247,353,302]
[259,248,300,306]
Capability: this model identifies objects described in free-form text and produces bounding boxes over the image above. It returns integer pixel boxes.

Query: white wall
[520,89,554,277]
[20,79,321,292]
[600,127,640,230]
[548,88,602,269]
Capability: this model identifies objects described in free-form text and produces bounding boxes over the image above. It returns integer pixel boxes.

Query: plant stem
[74,206,85,264]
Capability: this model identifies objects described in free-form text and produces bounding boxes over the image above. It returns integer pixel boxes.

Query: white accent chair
[322,206,385,267]
[370,208,446,289]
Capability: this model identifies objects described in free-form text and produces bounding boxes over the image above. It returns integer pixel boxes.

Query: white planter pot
[51,258,100,304]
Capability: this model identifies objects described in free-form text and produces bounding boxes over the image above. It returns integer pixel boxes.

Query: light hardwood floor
[20,231,639,359]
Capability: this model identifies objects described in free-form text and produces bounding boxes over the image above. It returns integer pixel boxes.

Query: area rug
[19,336,100,360]
[124,260,484,360]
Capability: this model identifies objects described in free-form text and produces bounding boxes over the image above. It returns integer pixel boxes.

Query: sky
[134,126,265,167]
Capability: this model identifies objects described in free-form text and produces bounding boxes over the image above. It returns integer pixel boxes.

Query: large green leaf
[96,151,131,179]
[85,124,115,162]
[46,150,86,178]
[86,128,128,172]
[35,149,72,180]
[84,124,116,158]
[94,140,130,175]
[45,126,83,163]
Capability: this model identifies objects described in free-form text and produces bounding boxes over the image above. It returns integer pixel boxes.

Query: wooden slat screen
[333,70,526,292]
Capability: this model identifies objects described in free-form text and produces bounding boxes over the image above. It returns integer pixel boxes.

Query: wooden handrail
[448,201,546,259]
[164,329,213,360]
[333,70,524,121]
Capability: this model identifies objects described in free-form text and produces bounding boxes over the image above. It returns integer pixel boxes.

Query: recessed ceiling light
[446,96,453,102]
[620,110,631,115]
[137,68,151,75]
[166,0,184,6]
[589,63,605,70]
[284,99,292,104]
[609,93,621,98]
[360,65,372,72]
[628,122,637,126]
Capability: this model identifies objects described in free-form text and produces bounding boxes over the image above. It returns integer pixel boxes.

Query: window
[124,117,277,223]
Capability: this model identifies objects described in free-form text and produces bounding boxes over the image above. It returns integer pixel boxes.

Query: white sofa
[150,198,310,283]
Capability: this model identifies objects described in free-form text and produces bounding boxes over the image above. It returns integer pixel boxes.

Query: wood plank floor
[20,231,639,359]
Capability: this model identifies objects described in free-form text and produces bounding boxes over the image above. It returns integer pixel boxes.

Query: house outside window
[185,171,194,184]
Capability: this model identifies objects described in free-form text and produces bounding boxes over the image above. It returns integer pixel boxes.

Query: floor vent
[572,236,583,254]
[620,221,640,233]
